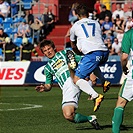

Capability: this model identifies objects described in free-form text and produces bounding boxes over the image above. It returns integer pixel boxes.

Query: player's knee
[73,78,77,84]
[73,76,79,84]
[116,97,127,107]
[63,109,75,122]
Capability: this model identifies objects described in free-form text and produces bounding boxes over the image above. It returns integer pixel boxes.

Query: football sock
[88,80,93,87]
[74,113,92,123]
[76,79,98,99]
[93,67,105,84]
[112,107,124,133]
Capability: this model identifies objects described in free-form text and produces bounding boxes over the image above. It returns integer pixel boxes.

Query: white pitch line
[0,103,43,111]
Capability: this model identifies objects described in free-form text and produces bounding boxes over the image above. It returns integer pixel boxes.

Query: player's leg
[89,73,97,86]
[112,77,132,133]
[68,61,100,100]
[112,96,127,133]
[73,55,104,112]
[92,50,111,93]
[93,67,111,93]
[62,105,101,129]
[62,79,100,129]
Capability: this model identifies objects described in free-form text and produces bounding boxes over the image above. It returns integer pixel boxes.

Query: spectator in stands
[16,19,31,38]
[124,15,133,32]
[104,38,113,55]
[124,6,132,21]
[3,37,17,61]
[93,9,99,20]
[0,0,10,19]
[99,5,112,22]
[10,0,19,16]
[105,31,114,44]
[111,37,121,56]
[0,47,2,61]
[0,27,8,60]
[68,2,79,25]
[112,3,124,22]
[0,27,8,47]
[30,17,43,44]
[40,6,55,38]
[113,14,125,43]
[101,16,113,39]
[24,9,34,25]
[94,0,101,18]
[20,37,38,61]
[48,9,55,31]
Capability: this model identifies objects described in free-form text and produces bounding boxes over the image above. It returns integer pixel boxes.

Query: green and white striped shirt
[44,50,70,88]
[44,49,82,88]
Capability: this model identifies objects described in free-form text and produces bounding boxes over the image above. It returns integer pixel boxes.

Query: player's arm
[70,41,83,55]
[35,83,52,92]
[121,53,129,75]
[35,65,53,92]
[121,30,131,75]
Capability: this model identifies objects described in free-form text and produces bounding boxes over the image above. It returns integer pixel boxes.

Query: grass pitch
[0,86,133,133]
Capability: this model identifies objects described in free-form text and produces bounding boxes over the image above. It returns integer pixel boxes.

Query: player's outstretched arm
[121,53,129,75]
[35,84,52,92]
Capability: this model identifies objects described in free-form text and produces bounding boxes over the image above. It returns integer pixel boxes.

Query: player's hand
[123,66,129,75]
[35,84,45,92]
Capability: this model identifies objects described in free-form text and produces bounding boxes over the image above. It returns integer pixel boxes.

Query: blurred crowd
[0,0,55,61]
[67,0,133,56]
[0,0,133,61]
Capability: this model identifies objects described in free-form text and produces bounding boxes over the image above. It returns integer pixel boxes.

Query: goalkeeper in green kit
[35,39,103,129]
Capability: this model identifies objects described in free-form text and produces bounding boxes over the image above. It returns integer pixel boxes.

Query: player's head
[75,4,89,19]
[39,39,56,59]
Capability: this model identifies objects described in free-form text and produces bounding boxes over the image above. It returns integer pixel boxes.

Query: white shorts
[119,69,133,101]
[62,77,81,109]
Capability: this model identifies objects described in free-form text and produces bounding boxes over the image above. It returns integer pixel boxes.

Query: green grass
[0,86,133,133]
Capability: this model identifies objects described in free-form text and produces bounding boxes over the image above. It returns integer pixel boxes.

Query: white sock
[76,79,98,99]
[88,80,93,87]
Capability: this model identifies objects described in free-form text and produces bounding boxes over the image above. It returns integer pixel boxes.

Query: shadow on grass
[120,125,133,131]
[76,126,98,130]
[76,125,133,131]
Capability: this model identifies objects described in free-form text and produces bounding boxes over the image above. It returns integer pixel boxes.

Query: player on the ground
[69,4,111,109]
[112,28,133,133]
[35,39,102,129]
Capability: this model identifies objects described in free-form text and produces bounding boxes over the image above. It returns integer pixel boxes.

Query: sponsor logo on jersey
[52,59,65,70]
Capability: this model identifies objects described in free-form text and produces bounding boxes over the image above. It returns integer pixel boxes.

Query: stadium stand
[4,27,12,37]
[3,17,13,28]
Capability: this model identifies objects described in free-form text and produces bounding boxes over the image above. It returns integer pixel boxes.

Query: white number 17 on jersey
[81,23,95,38]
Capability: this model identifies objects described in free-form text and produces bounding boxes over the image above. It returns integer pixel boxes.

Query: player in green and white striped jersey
[112,28,133,133]
[35,39,102,129]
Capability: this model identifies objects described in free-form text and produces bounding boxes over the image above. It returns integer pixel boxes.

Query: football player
[35,39,103,129]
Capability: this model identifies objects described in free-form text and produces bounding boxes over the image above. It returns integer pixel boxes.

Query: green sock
[74,113,92,123]
[112,107,124,133]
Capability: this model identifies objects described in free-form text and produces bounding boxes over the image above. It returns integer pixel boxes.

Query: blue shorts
[75,50,109,79]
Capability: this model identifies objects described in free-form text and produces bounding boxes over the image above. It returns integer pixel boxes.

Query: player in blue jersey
[35,39,103,129]
[112,28,133,133]
[69,4,111,111]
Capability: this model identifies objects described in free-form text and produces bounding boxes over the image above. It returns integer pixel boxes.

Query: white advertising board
[0,61,30,85]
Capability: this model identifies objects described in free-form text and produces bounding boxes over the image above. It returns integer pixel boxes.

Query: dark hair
[75,4,89,18]
[116,14,120,18]
[39,39,56,53]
